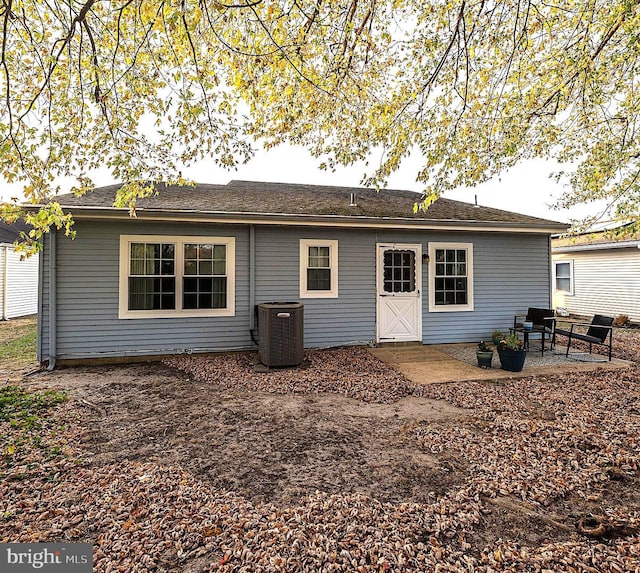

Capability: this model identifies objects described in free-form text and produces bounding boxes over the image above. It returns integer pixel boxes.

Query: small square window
[554,260,574,295]
[300,239,338,298]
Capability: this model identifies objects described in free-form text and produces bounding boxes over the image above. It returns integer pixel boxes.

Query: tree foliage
[1,0,640,248]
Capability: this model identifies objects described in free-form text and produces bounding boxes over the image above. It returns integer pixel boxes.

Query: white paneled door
[376,243,422,342]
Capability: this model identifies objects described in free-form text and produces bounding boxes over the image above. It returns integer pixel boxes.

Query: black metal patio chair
[554,314,614,361]
[512,307,556,354]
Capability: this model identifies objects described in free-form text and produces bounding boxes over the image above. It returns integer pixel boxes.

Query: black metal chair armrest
[571,321,613,330]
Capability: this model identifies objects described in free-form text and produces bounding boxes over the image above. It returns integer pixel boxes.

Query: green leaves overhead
[2,0,640,243]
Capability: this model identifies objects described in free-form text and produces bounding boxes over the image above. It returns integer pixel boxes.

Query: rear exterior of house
[36,181,567,364]
[0,221,39,320]
[552,233,640,323]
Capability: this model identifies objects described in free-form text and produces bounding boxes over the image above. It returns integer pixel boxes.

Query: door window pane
[383,250,416,293]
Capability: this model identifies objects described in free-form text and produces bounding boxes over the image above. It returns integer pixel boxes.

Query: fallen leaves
[1,344,639,571]
[164,347,416,404]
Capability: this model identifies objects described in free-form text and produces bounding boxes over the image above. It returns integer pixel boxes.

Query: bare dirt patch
[26,361,469,506]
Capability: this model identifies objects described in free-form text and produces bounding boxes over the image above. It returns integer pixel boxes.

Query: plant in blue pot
[497,334,527,372]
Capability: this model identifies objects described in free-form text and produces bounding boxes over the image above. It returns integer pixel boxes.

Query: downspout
[548,235,553,309]
[2,245,8,320]
[47,230,57,370]
[36,244,44,362]
[249,224,256,342]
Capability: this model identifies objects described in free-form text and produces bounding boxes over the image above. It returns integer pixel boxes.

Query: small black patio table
[509,325,553,355]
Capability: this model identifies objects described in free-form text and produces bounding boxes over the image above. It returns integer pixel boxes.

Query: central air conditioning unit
[258,302,304,367]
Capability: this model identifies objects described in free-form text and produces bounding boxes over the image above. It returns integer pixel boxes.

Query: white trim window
[119,235,235,319]
[553,260,574,295]
[299,239,338,298]
[428,242,474,312]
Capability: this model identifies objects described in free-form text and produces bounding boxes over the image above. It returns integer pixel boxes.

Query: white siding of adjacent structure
[0,244,39,319]
[553,248,640,322]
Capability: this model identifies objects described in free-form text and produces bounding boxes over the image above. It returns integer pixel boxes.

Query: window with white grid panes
[119,235,235,318]
[183,243,227,309]
[434,248,468,305]
[428,242,474,312]
[128,242,176,311]
[307,245,331,291]
[299,239,338,298]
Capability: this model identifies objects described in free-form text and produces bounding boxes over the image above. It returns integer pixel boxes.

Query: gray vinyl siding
[255,228,376,347]
[39,221,552,360]
[40,221,251,360]
[375,230,551,343]
[256,228,550,346]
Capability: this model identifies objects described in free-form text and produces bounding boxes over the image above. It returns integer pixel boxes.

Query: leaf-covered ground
[1,322,639,571]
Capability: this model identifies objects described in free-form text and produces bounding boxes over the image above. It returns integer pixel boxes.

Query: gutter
[47,230,57,370]
[27,206,568,235]
[552,240,640,253]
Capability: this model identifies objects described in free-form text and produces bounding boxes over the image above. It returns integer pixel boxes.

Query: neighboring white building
[552,227,640,323]
[0,221,39,320]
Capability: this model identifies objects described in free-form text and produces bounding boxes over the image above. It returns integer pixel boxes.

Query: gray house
[34,180,567,365]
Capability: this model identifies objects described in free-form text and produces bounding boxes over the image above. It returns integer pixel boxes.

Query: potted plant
[476,340,494,368]
[497,333,527,372]
[492,329,505,345]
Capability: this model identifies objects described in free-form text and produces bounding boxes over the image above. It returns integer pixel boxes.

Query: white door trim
[376,243,422,342]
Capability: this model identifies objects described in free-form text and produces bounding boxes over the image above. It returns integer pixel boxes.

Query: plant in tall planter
[497,334,527,372]
[492,330,505,345]
[476,340,494,368]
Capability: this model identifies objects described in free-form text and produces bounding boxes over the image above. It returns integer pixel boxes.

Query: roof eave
[553,240,640,253]
[24,205,569,233]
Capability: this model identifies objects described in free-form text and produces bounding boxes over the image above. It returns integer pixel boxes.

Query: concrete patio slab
[369,343,632,384]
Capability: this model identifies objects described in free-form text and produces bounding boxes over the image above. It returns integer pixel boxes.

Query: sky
[3,142,603,226]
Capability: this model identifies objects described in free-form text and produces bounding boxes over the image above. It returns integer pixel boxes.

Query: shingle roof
[0,219,31,244]
[51,180,566,229]
[552,225,640,251]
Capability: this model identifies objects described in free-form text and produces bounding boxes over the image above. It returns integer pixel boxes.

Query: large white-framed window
[428,242,474,312]
[299,239,339,298]
[553,259,574,295]
[119,235,235,319]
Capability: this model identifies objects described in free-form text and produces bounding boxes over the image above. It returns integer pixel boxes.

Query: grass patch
[0,328,36,364]
[0,384,67,467]
[0,315,37,370]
